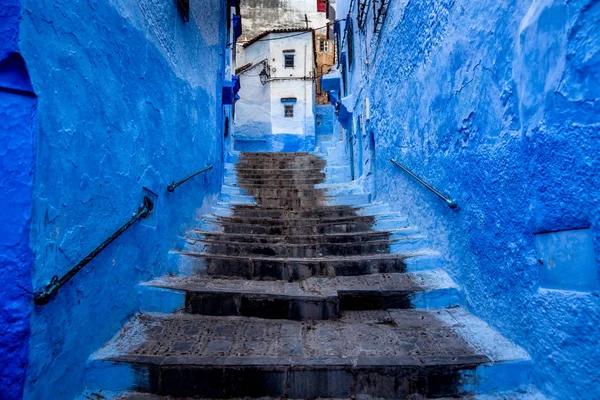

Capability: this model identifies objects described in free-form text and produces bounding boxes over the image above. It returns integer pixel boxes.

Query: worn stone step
[209,219,399,236]
[200,238,392,258]
[190,235,426,258]
[213,222,376,236]
[140,270,462,319]
[183,252,411,280]
[219,196,325,210]
[205,215,408,234]
[224,175,326,186]
[217,195,379,211]
[236,160,326,170]
[80,391,482,399]
[203,213,378,226]
[232,166,326,174]
[189,229,399,244]
[212,203,391,219]
[231,188,328,199]
[88,308,533,398]
[204,210,405,224]
[222,182,357,192]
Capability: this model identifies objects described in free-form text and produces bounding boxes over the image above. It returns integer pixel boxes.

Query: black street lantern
[259,68,269,85]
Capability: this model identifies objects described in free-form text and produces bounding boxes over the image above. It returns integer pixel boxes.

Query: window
[284,54,295,68]
[177,0,190,22]
[346,19,354,68]
[284,105,294,118]
[357,0,368,29]
[317,0,327,12]
[373,0,390,33]
[319,40,330,52]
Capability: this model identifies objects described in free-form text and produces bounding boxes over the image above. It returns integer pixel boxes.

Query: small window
[347,20,354,68]
[284,54,295,68]
[284,105,294,118]
[317,0,327,12]
[319,40,330,52]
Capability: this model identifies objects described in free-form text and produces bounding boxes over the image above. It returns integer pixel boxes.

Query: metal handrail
[167,164,213,193]
[33,197,154,306]
[391,159,457,209]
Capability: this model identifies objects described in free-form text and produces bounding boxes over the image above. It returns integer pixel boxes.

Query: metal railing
[391,159,457,209]
[33,197,154,306]
[167,164,213,193]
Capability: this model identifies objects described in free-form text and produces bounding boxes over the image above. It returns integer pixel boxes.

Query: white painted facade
[235,31,316,141]
[239,0,329,40]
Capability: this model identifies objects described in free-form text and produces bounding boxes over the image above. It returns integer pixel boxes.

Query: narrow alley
[1,0,598,399]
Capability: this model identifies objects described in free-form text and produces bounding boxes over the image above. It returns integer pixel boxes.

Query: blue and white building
[234,29,318,152]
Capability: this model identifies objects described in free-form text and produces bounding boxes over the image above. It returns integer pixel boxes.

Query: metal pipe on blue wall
[390,158,457,209]
[167,164,213,193]
[33,197,154,306]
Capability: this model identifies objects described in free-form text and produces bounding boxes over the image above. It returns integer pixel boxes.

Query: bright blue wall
[10,1,227,398]
[336,0,600,398]
[315,104,335,147]
[0,2,34,398]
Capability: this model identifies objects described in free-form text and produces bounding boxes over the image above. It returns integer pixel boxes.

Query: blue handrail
[33,196,154,305]
[167,164,213,193]
[391,159,457,209]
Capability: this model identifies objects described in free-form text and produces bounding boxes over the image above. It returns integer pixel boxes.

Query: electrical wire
[237,18,346,44]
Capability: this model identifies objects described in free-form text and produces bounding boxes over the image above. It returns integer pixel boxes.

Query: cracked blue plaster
[335,0,600,397]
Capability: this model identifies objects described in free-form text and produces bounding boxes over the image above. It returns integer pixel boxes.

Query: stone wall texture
[335,0,600,398]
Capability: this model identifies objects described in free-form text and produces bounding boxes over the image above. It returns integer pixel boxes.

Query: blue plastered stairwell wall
[334,0,600,398]
[0,2,35,398]
[3,1,227,399]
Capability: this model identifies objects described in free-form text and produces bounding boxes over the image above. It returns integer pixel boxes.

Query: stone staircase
[82,152,535,399]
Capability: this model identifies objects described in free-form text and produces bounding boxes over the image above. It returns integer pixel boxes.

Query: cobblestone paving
[100,309,488,367]
[147,273,422,298]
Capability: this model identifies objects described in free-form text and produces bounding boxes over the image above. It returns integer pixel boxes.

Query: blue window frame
[284,54,295,68]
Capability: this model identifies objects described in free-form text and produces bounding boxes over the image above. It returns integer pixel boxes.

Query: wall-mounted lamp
[259,68,269,85]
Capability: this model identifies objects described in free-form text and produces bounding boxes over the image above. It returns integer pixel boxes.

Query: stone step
[203,210,405,224]
[184,252,412,280]
[209,222,378,236]
[196,237,392,258]
[326,193,372,207]
[79,391,479,399]
[199,217,406,236]
[236,160,326,170]
[88,308,533,398]
[79,390,548,400]
[224,175,326,186]
[202,213,378,226]
[224,187,328,199]
[228,165,326,174]
[229,174,327,184]
[188,229,405,244]
[140,270,462,319]
[188,235,427,258]
[221,185,364,198]
[211,203,391,218]
[221,181,362,192]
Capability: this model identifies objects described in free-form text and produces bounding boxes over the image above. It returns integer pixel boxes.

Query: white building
[234,29,317,151]
[239,0,329,40]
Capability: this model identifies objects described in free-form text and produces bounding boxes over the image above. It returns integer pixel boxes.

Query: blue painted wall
[315,104,335,148]
[334,0,600,398]
[2,1,228,399]
[0,2,34,398]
